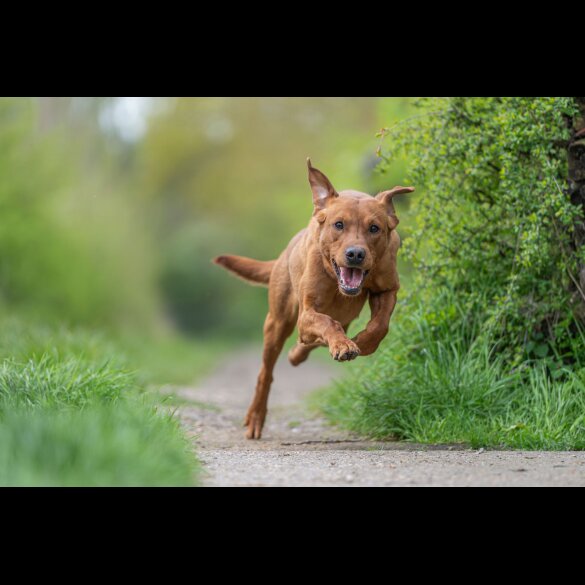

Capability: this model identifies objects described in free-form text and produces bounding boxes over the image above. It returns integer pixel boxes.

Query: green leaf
[534,344,549,358]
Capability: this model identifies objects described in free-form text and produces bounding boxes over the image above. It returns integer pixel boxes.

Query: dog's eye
[334,221,344,230]
[369,225,380,233]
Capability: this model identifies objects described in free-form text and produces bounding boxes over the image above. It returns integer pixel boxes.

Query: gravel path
[167,347,585,487]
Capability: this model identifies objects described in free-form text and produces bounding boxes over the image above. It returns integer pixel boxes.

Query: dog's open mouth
[332,259,368,295]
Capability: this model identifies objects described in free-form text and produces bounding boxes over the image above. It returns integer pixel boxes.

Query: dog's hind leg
[244,313,294,439]
[288,341,321,366]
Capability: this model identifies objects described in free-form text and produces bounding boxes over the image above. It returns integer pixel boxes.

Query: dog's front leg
[352,289,398,356]
[298,307,360,362]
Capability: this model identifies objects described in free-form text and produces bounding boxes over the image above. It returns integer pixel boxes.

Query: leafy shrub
[318,98,585,448]
[377,97,581,362]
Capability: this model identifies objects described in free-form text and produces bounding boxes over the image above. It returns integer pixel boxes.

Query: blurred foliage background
[0,96,416,485]
[0,97,412,341]
[138,97,413,337]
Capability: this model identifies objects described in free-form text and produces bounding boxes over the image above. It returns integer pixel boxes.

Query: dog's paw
[243,408,266,440]
[288,344,309,366]
[329,338,361,362]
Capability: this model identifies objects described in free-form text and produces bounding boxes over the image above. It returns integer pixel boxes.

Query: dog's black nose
[345,246,366,265]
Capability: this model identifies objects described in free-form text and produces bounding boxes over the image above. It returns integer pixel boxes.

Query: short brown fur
[213,159,414,439]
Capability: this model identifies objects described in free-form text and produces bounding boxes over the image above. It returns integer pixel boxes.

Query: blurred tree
[138,98,380,246]
[134,97,412,336]
[0,98,159,331]
[1,97,415,338]
[568,97,585,315]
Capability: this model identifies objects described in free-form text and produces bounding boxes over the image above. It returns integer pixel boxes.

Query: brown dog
[214,159,414,439]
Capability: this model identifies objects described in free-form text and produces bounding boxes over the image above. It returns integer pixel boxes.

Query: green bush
[318,98,585,449]
[377,97,581,361]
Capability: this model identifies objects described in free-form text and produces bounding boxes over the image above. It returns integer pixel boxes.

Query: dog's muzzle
[332,259,368,295]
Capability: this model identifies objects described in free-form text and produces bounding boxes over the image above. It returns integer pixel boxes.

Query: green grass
[0,355,133,412]
[0,316,203,486]
[0,401,197,487]
[117,332,233,387]
[160,392,220,411]
[315,292,585,450]
[0,312,234,387]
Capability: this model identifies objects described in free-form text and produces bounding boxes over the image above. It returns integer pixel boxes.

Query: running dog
[214,159,414,439]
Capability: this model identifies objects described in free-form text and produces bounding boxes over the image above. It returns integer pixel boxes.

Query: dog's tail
[213,255,275,287]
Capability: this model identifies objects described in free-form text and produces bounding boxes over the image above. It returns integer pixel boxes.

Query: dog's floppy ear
[307,158,338,214]
[376,186,415,230]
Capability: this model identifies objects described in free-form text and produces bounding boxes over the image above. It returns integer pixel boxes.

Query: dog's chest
[318,292,368,327]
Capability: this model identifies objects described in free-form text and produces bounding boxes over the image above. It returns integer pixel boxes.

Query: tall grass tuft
[317,289,585,450]
[0,402,196,487]
[0,319,200,486]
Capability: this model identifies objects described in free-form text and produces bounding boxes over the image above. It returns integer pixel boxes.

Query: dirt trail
[168,348,585,487]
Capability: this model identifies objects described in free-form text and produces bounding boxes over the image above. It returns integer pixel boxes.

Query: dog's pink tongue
[340,267,363,288]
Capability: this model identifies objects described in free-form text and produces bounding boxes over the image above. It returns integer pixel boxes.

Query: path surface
[167,348,585,487]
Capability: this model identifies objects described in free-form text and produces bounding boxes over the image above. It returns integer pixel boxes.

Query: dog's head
[307,158,414,296]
